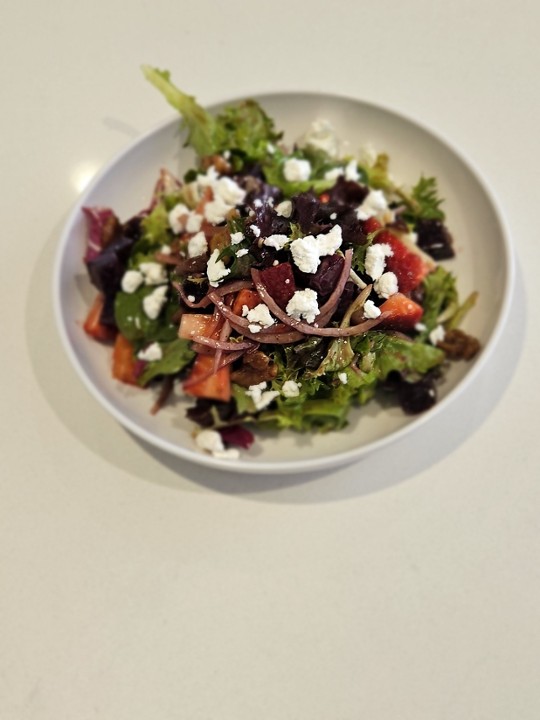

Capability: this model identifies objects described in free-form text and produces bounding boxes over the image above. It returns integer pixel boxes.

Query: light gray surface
[1,1,538,718]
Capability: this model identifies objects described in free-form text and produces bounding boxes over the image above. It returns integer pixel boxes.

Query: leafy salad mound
[82,66,480,459]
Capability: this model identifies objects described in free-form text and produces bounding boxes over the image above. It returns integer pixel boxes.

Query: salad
[82,66,480,459]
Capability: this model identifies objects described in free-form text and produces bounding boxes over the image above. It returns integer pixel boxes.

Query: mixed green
[82,66,480,457]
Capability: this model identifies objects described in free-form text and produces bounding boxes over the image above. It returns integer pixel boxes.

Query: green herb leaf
[137,338,195,386]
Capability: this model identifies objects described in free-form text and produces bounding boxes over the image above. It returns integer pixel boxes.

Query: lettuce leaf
[137,339,195,386]
[142,65,281,164]
[114,287,178,344]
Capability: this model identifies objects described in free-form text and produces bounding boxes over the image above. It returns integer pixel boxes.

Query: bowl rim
[53,90,515,475]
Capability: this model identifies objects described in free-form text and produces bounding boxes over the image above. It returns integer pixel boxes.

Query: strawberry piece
[83,294,117,342]
[258,262,297,309]
[375,230,432,293]
[379,293,424,330]
[361,217,382,234]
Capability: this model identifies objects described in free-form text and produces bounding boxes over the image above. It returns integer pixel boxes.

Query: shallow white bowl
[54,92,513,475]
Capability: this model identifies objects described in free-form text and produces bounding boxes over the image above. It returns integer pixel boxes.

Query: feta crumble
[230,231,244,245]
[356,189,391,222]
[215,176,246,206]
[137,342,163,362]
[246,381,280,410]
[364,243,393,281]
[250,224,261,238]
[186,213,203,234]
[168,202,190,234]
[139,262,168,286]
[160,245,172,255]
[263,234,289,251]
[207,248,231,287]
[244,303,275,332]
[302,119,339,157]
[195,429,240,459]
[204,197,233,225]
[374,272,399,299]
[338,372,348,384]
[286,288,320,324]
[283,157,311,182]
[290,225,342,274]
[142,285,168,319]
[429,324,446,346]
[275,200,292,218]
[187,231,208,258]
[236,248,249,258]
[282,380,301,398]
[121,269,143,294]
[363,299,381,319]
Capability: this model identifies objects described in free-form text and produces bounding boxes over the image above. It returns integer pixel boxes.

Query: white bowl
[53,92,513,475]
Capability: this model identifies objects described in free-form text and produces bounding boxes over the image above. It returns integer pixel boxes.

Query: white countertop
[2,1,539,718]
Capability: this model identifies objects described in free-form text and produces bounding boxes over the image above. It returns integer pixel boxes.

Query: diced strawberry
[361,217,382,234]
[375,230,433,293]
[258,262,297,309]
[379,293,424,330]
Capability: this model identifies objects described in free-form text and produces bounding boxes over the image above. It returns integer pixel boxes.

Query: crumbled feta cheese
[204,197,233,225]
[253,198,263,208]
[363,299,381,319]
[290,225,342,274]
[245,303,275,332]
[230,231,245,245]
[168,203,190,234]
[275,200,292,218]
[207,248,231,287]
[345,159,360,182]
[215,176,246,206]
[282,380,301,398]
[415,322,427,332]
[263,234,289,251]
[286,288,320,324]
[283,157,311,182]
[137,342,163,362]
[374,271,399,299]
[330,212,337,220]
[267,197,274,207]
[429,324,446,345]
[324,167,344,182]
[160,245,172,255]
[302,118,339,157]
[246,381,279,410]
[267,142,276,154]
[142,285,168,319]
[196,165,220,188]
[338,372,348,384]
[187,294,196,303]
[250,224,261,238]
[364,243,393,281]
[195,429,240,459]
[121,269,144,293]
[139,262,168,286]
[187,231,208,258]
[186,213,203,234]
[356,189,390,221]
[236,248,249,258]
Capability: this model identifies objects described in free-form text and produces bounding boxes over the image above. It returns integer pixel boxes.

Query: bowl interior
[55,92,512,474]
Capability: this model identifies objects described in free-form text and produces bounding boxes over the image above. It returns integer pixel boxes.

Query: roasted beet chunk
[218,425,254,450]
[396,375,437,414]
[295,254,345,302]
[258,262,297,308]
[326,177,369,207]
[292,192,331,234]
[415,219,455,260]
[85,234,136,327]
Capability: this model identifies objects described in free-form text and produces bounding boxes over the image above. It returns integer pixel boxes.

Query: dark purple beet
[415,219,455,260]
[218,425,255,449]
[397,376,437,414]
[294,254,345,301]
